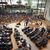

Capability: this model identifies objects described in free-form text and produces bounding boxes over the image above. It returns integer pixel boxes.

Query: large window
[31,0,38,9]
[31,0,47,13]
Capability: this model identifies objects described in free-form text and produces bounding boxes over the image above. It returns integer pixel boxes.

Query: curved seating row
[14,30,31,50]
[0,25,13,50]
[22,27,48,48]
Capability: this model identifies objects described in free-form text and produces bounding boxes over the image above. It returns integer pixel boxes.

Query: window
[32,0,38,9]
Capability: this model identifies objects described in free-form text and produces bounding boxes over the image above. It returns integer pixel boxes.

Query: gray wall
[46,0,50,21]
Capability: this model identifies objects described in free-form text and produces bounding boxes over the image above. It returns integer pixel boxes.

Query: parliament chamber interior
[0,0,50,50]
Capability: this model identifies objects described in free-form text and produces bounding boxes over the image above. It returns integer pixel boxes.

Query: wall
[46,0,50,21]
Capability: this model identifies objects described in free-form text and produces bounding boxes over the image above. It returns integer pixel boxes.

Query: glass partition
[0,0,47,14]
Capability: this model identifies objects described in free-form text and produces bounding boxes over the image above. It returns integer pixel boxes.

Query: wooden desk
[11,33,18,50]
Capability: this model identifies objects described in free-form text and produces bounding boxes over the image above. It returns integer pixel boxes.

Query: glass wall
[31,0,38,9]
[0,0,47,13]
[31,0,47,13]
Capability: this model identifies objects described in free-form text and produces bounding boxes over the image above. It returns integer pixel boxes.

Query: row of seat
[14,30,31,50]
[31,15,45,20]
[47,28,50,39]
[22,27,48,48]
[0,25,13,50]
